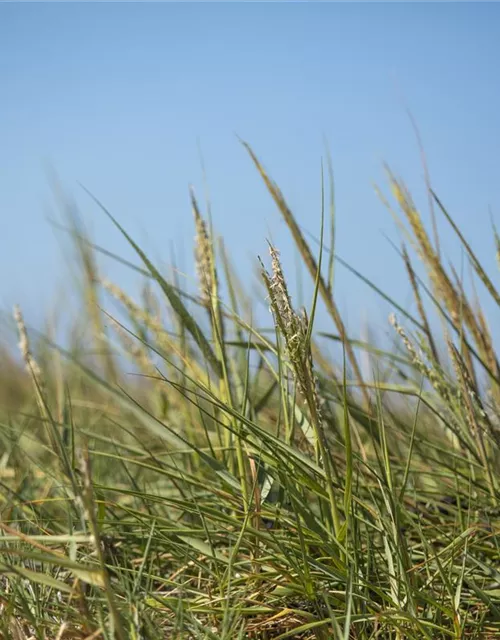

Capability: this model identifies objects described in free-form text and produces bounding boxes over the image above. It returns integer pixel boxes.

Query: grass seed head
[192,187,216,305]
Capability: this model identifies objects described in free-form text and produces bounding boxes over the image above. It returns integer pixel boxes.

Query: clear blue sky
[1,3,499,343]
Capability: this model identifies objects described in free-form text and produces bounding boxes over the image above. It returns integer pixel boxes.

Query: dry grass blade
[432,189,500,309]
[242,141,370,409]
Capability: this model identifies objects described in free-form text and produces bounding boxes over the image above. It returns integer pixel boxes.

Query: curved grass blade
[80,186,222,378]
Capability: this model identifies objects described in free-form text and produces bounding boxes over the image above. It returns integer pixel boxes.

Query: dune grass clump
[1,144,500,639]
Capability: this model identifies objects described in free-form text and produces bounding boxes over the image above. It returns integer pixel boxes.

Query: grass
[1,143,500,639]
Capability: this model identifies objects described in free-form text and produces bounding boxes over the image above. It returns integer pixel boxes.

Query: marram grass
[1,144,500,640]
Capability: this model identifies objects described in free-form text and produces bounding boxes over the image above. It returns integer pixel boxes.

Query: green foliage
[1,146,500,639]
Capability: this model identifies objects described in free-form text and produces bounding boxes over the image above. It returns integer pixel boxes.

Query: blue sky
[1,3,499,344]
